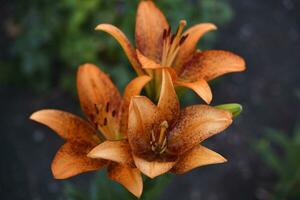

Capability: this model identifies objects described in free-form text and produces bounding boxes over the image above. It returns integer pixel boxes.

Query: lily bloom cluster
[30,0,246,198]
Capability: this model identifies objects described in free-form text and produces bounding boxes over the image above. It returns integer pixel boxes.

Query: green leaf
[215,103,243,117]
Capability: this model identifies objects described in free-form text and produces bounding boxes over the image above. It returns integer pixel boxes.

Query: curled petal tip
[95,23,107,31]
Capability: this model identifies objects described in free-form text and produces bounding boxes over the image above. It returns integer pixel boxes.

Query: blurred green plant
[2,0,233,92]
[256,124,300,200]
[63,171,172,200]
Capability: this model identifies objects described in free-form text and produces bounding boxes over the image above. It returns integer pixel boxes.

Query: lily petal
[135,0,169,63]
[158,69,180,124]
[30,109,100,143]
[133,155,176,179]
[174,23,217,72]
[168,105,232,155]
[171,145,227,174]
[175,79,212,104]
[108,163,143,198]
[120,75,152,134]
[136,50,178,80]
[95,24,144,75]
[137,50,162,69]
[77,63,122,139]
[180,50,246,81]
[52,141,106,179]
[88,140,133,165]
[128,96,160,156]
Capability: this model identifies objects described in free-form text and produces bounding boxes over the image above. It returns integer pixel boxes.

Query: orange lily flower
[30,64,151,197]
[127,69,233,178]
[95,0,246,103]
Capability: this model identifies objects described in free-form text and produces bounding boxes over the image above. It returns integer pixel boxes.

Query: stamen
[161,20,187,67]
[158,120,168,146]
[151,130,156,142]
[103,118,107,126]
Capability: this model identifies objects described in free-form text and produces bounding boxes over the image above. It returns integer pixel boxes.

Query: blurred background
[1,0,300,199]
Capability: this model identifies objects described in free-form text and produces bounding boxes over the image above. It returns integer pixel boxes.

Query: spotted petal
[51,141,106,179]
[128,96,160,156]
[135,0,169,63]
[171,145,227,174]
[167,105,232,155]
[157,69,180,124]
[30,109,100,143]
[173,23,217,72]
[180,50,246,81]
[77,63,122,139]
[108,163,143,198]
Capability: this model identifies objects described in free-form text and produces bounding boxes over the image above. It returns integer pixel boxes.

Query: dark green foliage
[256,125,300,199]
[3,0,233,92]
[63,171,172,200]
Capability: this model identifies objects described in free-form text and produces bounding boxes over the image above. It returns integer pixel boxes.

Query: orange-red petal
[135,0,169,63]
[77,63,122,139]
[133,154,176,179]
[108,163,143,198]
[171,145,227,174]
[88,140,133,165]
[30,109,100,143]
[127,96,160,156]
[175,79,212,104]
[120,75,152,135]
[51,141,106,179]
[157,69,180,124]
[180,50,246,81]
[95,24,144,75]
[173,23,217,72]
[136,50,178,80]
[167,105,232,155]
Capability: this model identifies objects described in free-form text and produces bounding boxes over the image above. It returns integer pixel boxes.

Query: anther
[163,29,167,39]
[179,34,189,45]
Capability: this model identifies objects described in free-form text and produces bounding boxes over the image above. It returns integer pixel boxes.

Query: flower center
[161,20,188,67]
[150,120,169,154]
